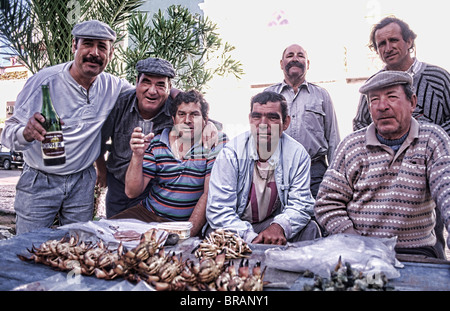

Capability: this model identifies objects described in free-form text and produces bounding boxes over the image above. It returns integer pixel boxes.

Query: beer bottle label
[42,131,66,158]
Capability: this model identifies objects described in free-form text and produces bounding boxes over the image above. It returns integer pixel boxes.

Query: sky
[198,0,450,138]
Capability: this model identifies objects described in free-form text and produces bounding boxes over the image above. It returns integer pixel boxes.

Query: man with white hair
[316,71,450,259]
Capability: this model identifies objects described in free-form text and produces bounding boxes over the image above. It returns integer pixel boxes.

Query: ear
[283,115,291,131]
[406,38,414,52]
[410,94,417,112]
[71,38,77,54]
[109,45,115,59]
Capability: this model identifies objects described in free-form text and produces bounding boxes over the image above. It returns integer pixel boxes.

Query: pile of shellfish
[194,229,252,260]
[302,256,394,291]
[17,229,266,291]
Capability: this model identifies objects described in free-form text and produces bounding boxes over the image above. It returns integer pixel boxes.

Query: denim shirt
[206,131,315,243]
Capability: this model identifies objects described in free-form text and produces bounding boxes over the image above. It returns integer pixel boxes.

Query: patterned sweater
[315,119,450,249]
[353,61,450,135]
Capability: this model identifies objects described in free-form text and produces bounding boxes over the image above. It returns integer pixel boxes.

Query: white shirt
[1,61,133,175]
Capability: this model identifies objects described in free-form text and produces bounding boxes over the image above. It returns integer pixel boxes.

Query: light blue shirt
[265,81,340,163]
[1,61,133,175]
[206,131,315,243]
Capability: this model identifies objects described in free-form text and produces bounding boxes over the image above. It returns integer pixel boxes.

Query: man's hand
[130,127,154,157]
[23,112,66,142]
[22,112,46,142]
[95,155,107,188]
[202,121,218,150]
[252,223,287,245]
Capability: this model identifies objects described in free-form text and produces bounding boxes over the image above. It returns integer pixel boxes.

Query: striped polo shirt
[142,128,227,221]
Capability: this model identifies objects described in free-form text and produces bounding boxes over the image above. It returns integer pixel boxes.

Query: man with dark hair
[352,15,450,258]
[1,20,133,234]
[112,90,227,237]
[318,71,450,259]
[265,44,341,198]
[206,91,321,245]
[354,16,450,134]
[97,57,220,218]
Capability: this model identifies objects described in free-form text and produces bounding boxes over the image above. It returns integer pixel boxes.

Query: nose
[377,96,390,111]
[145,84,157,95]
[385,41,393,53]
[184,113,194,124]
[89,44,100,56]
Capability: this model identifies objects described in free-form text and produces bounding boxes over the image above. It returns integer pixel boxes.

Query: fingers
[252,224,287,245]
[22,112,46,142]
[130,127,152,155]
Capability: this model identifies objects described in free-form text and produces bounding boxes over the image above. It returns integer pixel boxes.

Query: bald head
[280,44,310,88]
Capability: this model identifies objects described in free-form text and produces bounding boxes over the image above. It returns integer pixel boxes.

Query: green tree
[0,0,144,74]
[118,5,244,91]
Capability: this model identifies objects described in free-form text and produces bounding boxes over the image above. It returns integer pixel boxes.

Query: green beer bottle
[40,84,66,165]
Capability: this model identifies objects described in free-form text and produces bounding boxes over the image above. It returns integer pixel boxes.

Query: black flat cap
[136,57,176,78]
[72,20,116,41]
[359,71,413,94]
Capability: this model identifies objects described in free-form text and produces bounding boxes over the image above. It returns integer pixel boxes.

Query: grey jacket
[206,131,315,243]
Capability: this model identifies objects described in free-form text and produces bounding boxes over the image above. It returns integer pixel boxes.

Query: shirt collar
[248,132,282,166]
[382,58,423,77]
[160,127,204,155]
[406,58,423,77]
[281,80,310,93]
[366,118,420,147]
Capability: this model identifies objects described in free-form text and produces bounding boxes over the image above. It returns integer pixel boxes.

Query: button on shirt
[265,81,340,163]
[1,61,133,175]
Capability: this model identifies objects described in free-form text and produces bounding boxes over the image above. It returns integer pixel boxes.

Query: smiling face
[374,22,414,71]
[135,74,171,119]
[71,38,113,80]
[249,101,290,160]
[368,84,417,140]
[280,44,310,86]
[172,101,206,143]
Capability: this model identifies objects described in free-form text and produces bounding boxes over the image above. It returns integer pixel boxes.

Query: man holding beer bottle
[1,20,133,234]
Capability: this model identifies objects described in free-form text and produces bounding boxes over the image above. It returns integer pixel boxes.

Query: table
[0,227,449,291]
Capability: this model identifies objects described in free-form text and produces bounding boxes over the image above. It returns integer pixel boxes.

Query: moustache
[83,56,104,66]
[286,61,305,71]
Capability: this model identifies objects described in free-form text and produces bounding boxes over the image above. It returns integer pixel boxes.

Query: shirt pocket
[304,101,325,132]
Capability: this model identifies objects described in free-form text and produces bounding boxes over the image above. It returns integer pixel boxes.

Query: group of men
[2,16,450,260]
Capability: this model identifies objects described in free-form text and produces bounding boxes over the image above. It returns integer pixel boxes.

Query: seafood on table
[17,228,267,291]
[302,256,394,291]
[194,229,252,260]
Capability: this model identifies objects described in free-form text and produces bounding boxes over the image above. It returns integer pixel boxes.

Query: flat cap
[359,71,413,94]
[72,20,116,41]
[136,57,176,78]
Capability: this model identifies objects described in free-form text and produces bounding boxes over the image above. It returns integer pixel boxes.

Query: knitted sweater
[315,119,450,249]
[353,61,450,135]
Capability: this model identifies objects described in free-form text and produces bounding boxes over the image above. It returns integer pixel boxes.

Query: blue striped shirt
[142,128,227,220]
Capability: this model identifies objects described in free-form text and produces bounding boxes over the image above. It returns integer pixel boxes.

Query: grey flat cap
[72,20,116,41]
[136,57,176,78]
[359,71,413,94]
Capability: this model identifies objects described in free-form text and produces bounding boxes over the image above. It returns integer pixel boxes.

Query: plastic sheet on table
[12,273,155,291]
[265,234,403,279]
[58,218,168,249]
